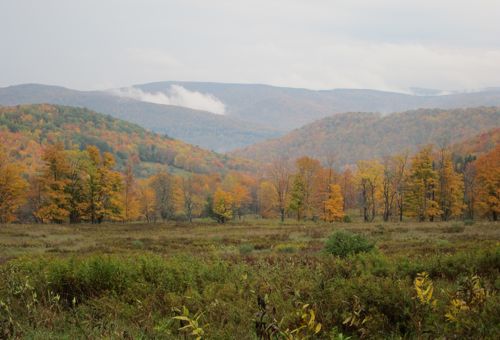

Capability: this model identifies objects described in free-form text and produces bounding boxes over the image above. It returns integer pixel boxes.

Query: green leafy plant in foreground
[324,230,374,258]
[445,274,489,330]
[172,306,207,340]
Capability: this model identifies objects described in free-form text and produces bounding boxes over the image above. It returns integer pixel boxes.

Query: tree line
[0,142,498,224]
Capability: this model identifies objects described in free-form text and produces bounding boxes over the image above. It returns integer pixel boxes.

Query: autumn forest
[1,104,498,226]
[0,94,499,339]
[1,2,500,334]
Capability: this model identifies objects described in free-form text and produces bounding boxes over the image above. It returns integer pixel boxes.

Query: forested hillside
[233,107,500,166]
[0,104,251,176]
[450,127,500,157]
[0,84,280,152]
[138,81,500,130]
[3,83,500,152]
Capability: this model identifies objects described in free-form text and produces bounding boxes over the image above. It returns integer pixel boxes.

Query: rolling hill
[136,81,500,131]
[232,107,500,167]
[2,83,500,153]
[0,104,252,176]
[0,84,280,152]
[450,127,500,157]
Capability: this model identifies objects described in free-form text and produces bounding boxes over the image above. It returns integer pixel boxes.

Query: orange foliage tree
[122,163,141,222]
[0,147,28,222]
[475,145,500,221]
[258,181,278,218]
[437,147,464,220]
[323,184,344,222]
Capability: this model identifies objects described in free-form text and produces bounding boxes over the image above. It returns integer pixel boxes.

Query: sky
[1,0,500,92]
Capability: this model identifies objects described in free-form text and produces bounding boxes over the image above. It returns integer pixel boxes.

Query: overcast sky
[1,0,499,92]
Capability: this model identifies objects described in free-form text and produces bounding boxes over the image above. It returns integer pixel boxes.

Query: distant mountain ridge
[231,107,500,167]
[2,82,500,152]
[0,84,280,152]
[136,81,500,131]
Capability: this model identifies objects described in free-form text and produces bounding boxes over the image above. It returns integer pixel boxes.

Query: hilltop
[0,104,251,176]
[232,106,500,166]
[3,83,500,152]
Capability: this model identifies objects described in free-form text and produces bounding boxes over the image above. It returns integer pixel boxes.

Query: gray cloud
[0,0,499,92]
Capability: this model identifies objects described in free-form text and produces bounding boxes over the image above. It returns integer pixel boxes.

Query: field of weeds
[0,219,499,339]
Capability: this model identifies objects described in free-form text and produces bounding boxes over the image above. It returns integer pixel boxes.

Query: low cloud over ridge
[112,85,226,115]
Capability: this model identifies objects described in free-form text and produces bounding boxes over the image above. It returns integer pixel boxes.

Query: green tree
[35,143,71,223]
[406,146,442,221]
[212,187,234,223]
[150,170,175,221]
[288,174,306,221]
[80,146,123,223]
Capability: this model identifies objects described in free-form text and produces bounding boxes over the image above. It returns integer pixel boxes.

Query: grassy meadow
[0,218,499,339]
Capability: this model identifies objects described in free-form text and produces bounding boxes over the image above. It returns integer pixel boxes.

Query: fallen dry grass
[1,219,498,262]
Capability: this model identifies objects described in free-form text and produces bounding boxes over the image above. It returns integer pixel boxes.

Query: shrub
[463,219,475,226]
[343,215,352,223]
[444,224,465,233]
[435,239,451,248]
[275,243,298,253]
[132,240,144,249]
[46,256,133,304]
[324,230,374,258]
[239,244,254,255]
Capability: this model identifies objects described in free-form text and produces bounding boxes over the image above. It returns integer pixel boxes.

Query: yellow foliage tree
[356,160,384,222]
[382,154,409,222]
[295,156,322,219]
[0,147,28,223]
[406,146,442,221]
[138,179,156,223]
[268,158,291,222]
[100,152,124,222]
[172,176,186,216]
[149,171,175,221]
[475,145,500,221]
[323,184,344,222]
[437,147,464,220]
[221,172,253,220]
[213,188,234,223]
[232,184,251,220]
[181,174,205,223]
[258,181,278,218]
[80,146,123,223]
[35,143,71,223]
[122,163,141,222]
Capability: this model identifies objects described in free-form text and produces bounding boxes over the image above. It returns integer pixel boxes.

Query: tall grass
[1,245,499,338]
